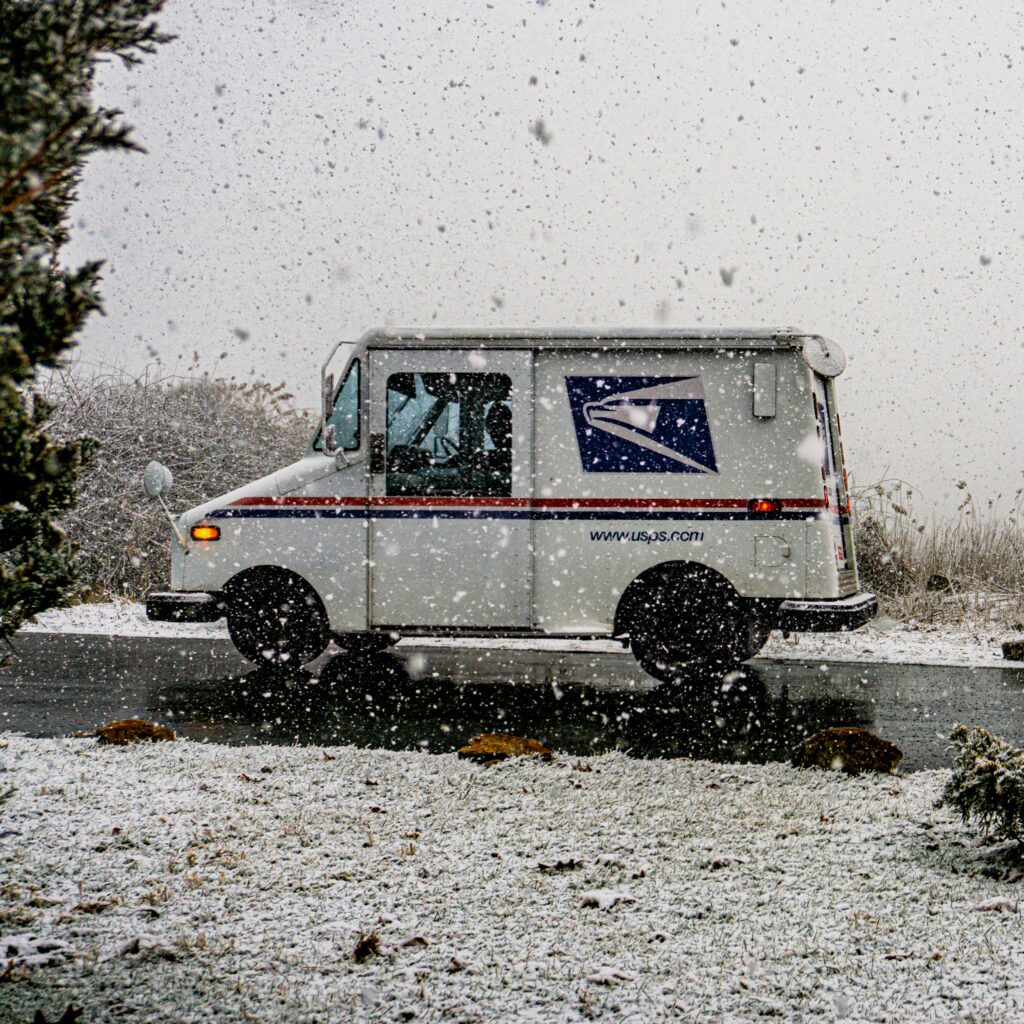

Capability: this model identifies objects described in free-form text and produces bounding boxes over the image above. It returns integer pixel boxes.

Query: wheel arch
[222,564,328,616]
[612,560,741,637]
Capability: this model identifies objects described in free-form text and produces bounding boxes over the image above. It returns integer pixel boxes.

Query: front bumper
[146,591,225,623]
[774,592,877,633]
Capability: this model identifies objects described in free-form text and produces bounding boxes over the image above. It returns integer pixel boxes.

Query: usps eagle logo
[565,376,718,474]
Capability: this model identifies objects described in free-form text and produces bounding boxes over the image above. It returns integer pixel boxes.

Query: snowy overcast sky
[66,0,1023,515]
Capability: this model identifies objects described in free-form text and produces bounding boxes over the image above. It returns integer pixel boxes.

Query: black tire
[225,569,330,668]
[740,618,772,661]
[628,569,752,679]
[335,632,398,656]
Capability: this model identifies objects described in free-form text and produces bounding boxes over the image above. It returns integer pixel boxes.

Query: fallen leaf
[538,857,582,872]
[353,931,380,962]
[580,890,636,911]
[970,898,1018,913]
[587,966,635,985]
[73,901,112,914]
[33,1006,83,1024]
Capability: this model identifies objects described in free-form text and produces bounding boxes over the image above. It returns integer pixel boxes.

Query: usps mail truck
[145,328,876,678]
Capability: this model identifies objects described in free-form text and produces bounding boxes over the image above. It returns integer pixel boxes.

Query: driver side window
[385,372,512,497]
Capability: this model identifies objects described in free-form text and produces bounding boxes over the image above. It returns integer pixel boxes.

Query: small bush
[852,514,915,596]
[41,365,311,599]
[941,724,1024,843]
[852,477,1024,625]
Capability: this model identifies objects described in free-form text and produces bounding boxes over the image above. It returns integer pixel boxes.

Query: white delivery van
[145,328,876,678]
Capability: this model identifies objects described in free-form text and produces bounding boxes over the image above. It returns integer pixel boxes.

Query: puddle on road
[150,647,874,765]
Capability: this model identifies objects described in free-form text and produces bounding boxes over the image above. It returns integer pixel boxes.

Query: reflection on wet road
[4,634,1024,770]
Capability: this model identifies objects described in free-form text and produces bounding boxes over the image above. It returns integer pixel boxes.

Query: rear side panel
[532,348,824,633]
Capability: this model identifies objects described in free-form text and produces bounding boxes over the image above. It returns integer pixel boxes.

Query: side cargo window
[385,372,512,497]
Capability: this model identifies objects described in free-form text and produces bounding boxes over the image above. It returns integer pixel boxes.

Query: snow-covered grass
[21,600,1021,669]
[1,736,1022,1023]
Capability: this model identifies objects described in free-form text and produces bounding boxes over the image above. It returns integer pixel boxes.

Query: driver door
[368,348,533,629]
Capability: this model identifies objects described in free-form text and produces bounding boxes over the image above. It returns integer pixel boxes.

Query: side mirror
[143,461,187,546]
[143,461,173,498]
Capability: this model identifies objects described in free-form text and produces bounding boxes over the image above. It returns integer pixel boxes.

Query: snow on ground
[1,736,1022,1023]
[760,619,1017,669]
[22,601,229,641]
[22,601,1020,669]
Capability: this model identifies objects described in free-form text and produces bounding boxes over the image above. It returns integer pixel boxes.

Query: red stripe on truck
[228,495,825,510]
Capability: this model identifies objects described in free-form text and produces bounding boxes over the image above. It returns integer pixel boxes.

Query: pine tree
[0,1,170,648]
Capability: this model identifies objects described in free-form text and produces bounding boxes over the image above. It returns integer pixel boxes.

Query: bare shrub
[41,365,311,599]
[852,477,1024,625]
[941,724,1024,844]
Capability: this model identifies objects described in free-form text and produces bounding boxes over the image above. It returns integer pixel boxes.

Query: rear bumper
[146,591,225,623]
[774,592,877,633]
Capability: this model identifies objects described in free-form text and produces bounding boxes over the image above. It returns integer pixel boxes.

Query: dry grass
[41,364,311,599]
[852,477,1024,625]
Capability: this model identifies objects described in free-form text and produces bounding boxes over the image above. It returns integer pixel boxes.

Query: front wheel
[225,570,330,668]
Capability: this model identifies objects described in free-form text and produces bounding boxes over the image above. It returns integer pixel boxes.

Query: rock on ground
[94,719,176,745]
[790,726,903,774]
[456,732,553,763]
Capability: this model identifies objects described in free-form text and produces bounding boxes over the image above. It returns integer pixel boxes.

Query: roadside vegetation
[41,363,310,599]
[853,477,1024,625]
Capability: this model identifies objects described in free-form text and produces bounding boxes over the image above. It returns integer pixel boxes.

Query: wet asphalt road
[3,633,1024,771]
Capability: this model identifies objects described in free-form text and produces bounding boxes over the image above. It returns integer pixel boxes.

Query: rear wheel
[335,632,399,656]
[225,569,330,668]
[740,618,772,661]
[627,568,753,680]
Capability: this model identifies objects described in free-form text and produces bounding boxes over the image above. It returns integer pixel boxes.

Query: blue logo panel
[565,375,718,474]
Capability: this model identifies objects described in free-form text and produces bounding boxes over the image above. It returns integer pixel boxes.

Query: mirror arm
[158,494,188,547]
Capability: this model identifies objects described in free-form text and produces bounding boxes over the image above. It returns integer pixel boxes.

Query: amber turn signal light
[190,524,220,542]
[748,498,782,514]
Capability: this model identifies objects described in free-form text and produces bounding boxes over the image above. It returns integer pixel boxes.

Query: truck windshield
[314,359,360,451]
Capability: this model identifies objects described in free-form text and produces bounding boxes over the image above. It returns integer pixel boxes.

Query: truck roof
[359,327,821,351]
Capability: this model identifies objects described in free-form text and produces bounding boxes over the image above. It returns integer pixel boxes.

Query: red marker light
[190,524,220,542]
[748,498,782,514]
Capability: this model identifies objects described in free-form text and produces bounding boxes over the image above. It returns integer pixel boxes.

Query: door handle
[370,433,386,474]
